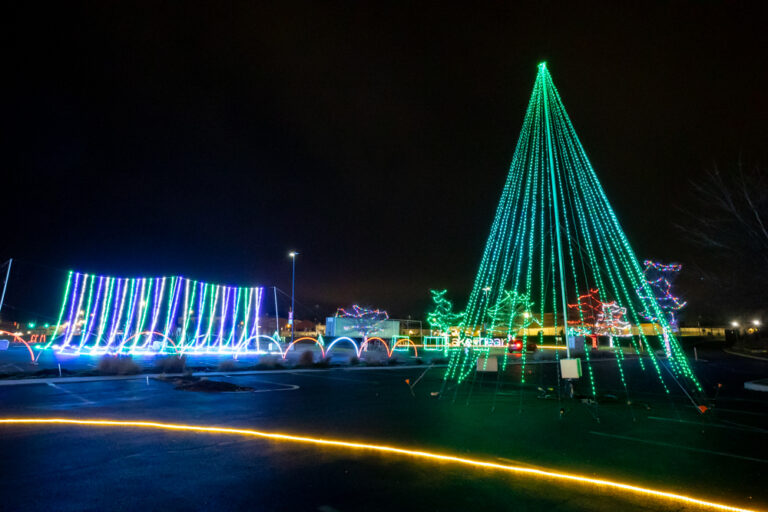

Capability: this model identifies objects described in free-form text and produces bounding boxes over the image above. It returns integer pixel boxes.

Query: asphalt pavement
[0,343,766,511]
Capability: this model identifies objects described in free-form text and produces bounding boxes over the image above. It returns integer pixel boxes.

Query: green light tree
[446,63,701,399]
[426,289,463,337]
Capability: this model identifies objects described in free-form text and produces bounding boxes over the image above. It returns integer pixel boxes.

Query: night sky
[4,2,767,323]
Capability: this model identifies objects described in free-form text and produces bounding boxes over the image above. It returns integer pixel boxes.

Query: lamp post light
[288,251,299,343]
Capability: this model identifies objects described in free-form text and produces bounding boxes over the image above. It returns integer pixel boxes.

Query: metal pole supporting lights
[289,252,299,343]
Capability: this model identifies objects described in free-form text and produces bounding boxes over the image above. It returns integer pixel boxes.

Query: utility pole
[0,258,12,317]
[273,286,279,338]
[288,251,299,343]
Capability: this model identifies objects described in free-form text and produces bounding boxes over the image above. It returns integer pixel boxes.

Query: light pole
[482,286,491,339]
[0,258,12,317]
[289,251,299,343]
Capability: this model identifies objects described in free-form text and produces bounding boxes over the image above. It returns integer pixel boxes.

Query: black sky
[4,2,767,322]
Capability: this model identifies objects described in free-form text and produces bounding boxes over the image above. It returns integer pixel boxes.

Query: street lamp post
[289,251,299,343]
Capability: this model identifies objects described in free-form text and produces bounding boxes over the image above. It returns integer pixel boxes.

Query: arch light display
[40,273,424,359]
[45,272,264,355]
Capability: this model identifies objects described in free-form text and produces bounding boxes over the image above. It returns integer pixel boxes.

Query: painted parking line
[589,431,768,464]
[712,407,768,418]
[217,375,300,393]
[723,349,768,362]
[46,382,94,405]
[250,381,299,393]
[648,416,768,434]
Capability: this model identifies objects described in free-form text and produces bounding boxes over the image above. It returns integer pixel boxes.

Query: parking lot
[0,343,765,511]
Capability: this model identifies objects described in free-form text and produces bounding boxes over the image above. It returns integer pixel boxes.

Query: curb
[723,348,768,362]
[0,364,446,387]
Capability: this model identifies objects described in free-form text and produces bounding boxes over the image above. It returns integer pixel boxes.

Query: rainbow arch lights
[448,63,701,397]
[0,330,37,361]
[46,272,264,355]
[279,336,419,359]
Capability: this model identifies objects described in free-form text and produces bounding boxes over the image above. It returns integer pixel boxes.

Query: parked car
[508,338,537,353]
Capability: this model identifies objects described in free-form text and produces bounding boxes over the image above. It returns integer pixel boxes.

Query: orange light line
[0,417,758,512]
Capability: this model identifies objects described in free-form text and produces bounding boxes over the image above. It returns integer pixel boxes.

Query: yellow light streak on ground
[0,417,758,512]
